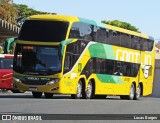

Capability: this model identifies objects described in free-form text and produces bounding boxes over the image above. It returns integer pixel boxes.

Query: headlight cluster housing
[13,77,22,83]
[46,79,59,85]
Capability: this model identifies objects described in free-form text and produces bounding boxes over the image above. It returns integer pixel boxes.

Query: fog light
[51,87,59,91]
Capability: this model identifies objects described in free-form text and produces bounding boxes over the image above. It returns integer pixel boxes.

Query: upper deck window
[18,20,69,42]
[69,22,93,41]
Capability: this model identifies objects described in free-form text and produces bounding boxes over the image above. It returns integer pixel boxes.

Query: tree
[0,0,18,24]
[102,20,140,33]
[14,4,56,27]
[0,1,56,26]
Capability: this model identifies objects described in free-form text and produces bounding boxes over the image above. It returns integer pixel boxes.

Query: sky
[14,0,160,40]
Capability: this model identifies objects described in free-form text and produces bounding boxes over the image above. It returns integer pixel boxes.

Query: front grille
[21,80,48,85]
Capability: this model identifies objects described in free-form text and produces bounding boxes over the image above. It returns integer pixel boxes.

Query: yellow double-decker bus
[13,15,155,100]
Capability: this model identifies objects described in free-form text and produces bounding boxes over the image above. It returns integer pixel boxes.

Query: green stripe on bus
[79,17,97,25]
[103,44,115,60]
[88,43,116,60]
[96,74,124,84]
[98,23,106,28]
[88,43,106,59]
[60,39,73,55]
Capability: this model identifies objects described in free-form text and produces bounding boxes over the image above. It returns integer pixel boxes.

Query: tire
[120,83,135,100]
[32,92,42,98]
[127,83,135,100]
[86,81,94,99]
[134,84,141,100]
[71,80,82,99]
[44,92,53,98]
[11,89,25,93]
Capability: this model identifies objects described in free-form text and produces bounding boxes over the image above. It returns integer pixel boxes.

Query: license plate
[29,87,37,91]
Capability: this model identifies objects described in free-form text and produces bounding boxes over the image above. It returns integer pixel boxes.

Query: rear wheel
[127,83,135,100]
[44,92,53,98]
[134,84,141,100]
[71,80,82,99]
[86,81,94,99]
[32,92,42,98]
[120,83,135,100]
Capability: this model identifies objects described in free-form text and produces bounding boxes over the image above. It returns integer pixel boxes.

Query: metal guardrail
[0,19,20,39]
[0,19,20,34]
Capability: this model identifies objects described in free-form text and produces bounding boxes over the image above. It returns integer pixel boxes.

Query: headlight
[13,77,22,83]
[46,79,59,85]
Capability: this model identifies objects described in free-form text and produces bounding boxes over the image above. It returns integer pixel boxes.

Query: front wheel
[11,89,25,93]
[44,92,53,98]
[71,80,82,99]
[32,92,42,98]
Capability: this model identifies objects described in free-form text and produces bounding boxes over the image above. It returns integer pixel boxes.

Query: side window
[94,26,108,43]
[64,42,80,73]
[80,40,89,53]
[96,59,106,74]
[66,42,76,53]
[148,40,154,51]
[105,60,114,75]
[69,28,81,39]
[69,22,93,41]
[131,36,141,50]
[107,30,112,45]
[142,39,148,51]
[108,30,121,46]
[140,39,154,51]
[66,40,89,55]
[121,33,131,48]
[141,39,148,51]
[64,53,72,73]
[82,59,94,78]
[113,61,123,76]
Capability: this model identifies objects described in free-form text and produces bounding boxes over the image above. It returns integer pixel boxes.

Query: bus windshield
[13,44,61,75]
[18,20,69,42]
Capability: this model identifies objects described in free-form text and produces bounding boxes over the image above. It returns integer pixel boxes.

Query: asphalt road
[0,92,160,114]
[0,92,160,122]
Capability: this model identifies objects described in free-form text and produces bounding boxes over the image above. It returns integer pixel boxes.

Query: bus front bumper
[13,79,76,94]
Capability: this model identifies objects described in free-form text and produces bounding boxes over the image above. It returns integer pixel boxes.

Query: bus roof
[28,14,79,22]
[29,14,154,40]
